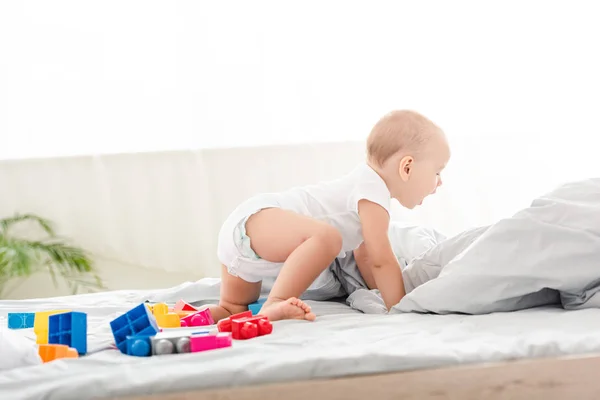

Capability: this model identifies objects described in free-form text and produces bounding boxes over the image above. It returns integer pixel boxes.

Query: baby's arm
[357,199,406,310]
[353,243,376,289]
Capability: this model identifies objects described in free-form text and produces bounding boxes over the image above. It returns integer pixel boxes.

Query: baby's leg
[207,264,262,322]
[246,208,342,321]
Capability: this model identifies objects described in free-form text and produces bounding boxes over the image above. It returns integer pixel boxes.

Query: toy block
[175,310,196,318]
[231,316,273,340]
[173,300,197,312]
[126,335,153,357]
[38,344,79,363]
[34,309,70,344]
[190,332,232,352]
[217,310,252,333]
[155,313,181,328]
[151,334,191,355]
[48,312,87,355]
[151,302,181,328]
[152,303,169,315]
[180,308,214,327]
[248,298,266,315]
[8,312,35,329]
[110,303,159,354]
[257,318,273,335]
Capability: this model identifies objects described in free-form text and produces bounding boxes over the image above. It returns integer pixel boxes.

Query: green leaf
[0,213,104,298]
[0,213,56,237]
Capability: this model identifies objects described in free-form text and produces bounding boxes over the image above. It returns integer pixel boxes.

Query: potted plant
[0,213,103,298]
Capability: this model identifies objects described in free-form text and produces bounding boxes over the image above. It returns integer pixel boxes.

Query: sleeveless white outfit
[217,163,392,282]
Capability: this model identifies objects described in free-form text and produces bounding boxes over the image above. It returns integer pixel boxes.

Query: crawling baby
[208,110,451,322]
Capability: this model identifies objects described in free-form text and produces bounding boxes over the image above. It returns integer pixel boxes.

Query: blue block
[8,313,35,329]
[126,335,152,357]
[48,311,87,355]
[248,298,267,315]
[110,303,159,354]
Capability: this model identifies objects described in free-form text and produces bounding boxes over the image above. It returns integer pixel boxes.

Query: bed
[2,278,600,400]
[4,178,600,399]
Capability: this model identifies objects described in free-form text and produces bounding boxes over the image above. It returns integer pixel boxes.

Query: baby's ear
[398,156,413,181]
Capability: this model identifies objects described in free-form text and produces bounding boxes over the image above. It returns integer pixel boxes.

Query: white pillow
[0,327,42,371]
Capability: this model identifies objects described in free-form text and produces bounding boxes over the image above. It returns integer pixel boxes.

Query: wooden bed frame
[123,353,600,400]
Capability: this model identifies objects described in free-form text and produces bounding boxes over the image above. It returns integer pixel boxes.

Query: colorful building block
[190,332,232,352]
[38,344,79,363]
[151,334,191,355]
[174,310,197,318]
[180,308,214,327]
[34,309,70,344]
[248,298,266,315]
[173,300,197,312]
[126,335,153,357]
[217,311,252,333]
[8,312,35,329]
[48,311,87,355]
[231,316,273,340]
[150,302,181,328]
[151,303,169,314]
[110,303,159,353]
[155,313,181,328]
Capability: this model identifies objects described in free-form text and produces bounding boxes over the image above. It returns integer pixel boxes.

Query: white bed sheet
[2,279,600,400]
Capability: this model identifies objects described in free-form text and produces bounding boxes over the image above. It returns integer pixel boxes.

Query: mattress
[2,278,600,400]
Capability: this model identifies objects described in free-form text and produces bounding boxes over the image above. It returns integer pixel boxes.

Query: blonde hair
[366,110,442,166]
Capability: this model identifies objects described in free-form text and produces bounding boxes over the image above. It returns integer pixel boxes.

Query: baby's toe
[298,300,311,312]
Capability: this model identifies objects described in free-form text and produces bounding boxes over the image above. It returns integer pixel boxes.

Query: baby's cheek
[430,180,438,194]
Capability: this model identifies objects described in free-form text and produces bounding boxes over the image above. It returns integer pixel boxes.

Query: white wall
[1,1,600,158]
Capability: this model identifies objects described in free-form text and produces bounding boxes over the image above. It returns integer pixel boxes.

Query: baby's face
[393,135,450,209]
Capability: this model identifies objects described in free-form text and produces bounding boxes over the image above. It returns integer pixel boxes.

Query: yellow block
[34,309,70,344]
[148,303,180,328]
[152,303,169,315]
[155,312,181,328]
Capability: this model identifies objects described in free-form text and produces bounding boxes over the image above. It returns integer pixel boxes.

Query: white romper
[217,163,392,282]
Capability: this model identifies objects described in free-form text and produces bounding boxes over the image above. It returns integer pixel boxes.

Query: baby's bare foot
[259,297,316,322]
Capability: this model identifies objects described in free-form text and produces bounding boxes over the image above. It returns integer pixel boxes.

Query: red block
[173,300,198,312]
[232,320,258,340]
[217,311,252,333]
[231,316,272,340]
[257,318,273,335]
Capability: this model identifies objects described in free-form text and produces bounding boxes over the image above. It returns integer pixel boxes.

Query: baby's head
[367,110,450,209]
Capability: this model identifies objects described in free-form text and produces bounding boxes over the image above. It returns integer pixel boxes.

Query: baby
[209,110,450,322]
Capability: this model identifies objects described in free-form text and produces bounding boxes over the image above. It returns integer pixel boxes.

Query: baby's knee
[314,225,343,258]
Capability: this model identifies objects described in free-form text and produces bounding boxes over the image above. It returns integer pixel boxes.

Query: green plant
[0,213,104,298]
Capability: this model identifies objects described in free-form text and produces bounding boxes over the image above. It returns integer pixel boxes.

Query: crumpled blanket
[346,226,486,314]
[349,178,600,315]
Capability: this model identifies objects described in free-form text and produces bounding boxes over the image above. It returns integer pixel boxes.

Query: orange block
[174,310,196,318]
[38,344,79,363]
[66,347,79,359]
